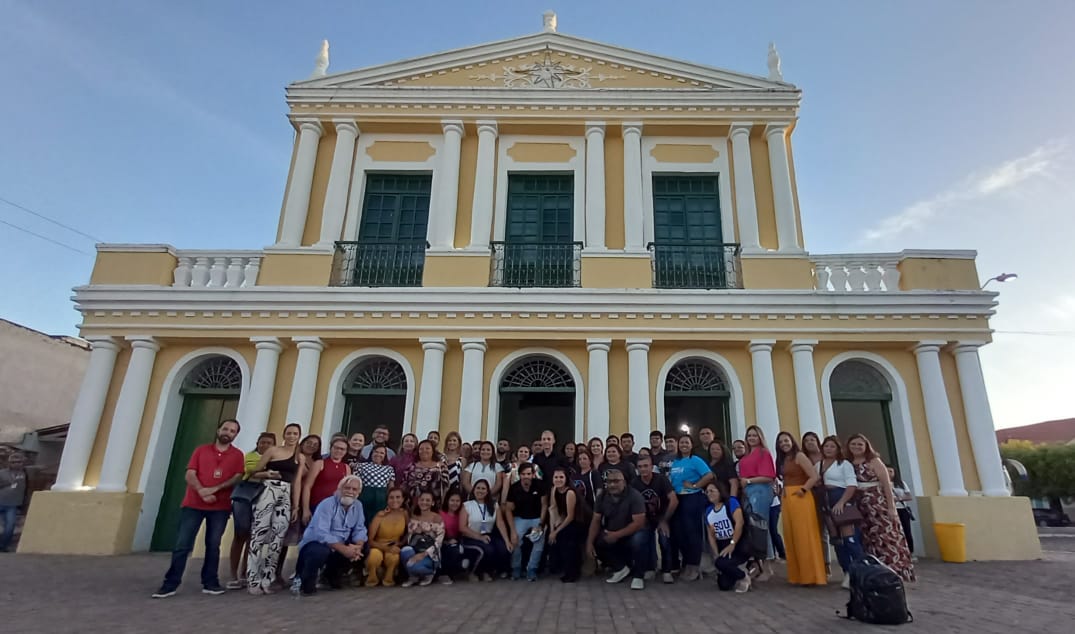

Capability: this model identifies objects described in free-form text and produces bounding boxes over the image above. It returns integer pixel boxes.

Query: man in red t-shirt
[153,419,245,598]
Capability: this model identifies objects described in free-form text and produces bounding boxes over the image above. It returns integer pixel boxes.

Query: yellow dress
[782,458,827,585]
[366,510,407,586]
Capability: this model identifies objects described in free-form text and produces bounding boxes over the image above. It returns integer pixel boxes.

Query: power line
[994,330,1075,338]
[0,218,92,255]
[0,195,104,243]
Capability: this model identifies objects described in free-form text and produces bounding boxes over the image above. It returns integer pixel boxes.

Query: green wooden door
[501,174,576,286]
[651,174,729,288]
[353,174,432,286]
[150,395,239,551]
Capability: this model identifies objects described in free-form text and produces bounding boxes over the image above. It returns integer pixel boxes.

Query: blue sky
[1,0,1072,429]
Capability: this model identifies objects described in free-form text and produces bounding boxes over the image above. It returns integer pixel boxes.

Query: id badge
[213,468,223,479]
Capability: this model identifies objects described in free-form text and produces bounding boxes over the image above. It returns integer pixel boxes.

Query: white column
[789,340,823,439]
[277,119,323,247]
[96,337,160,492]
[729,122,761,251]
[953,342,1009,497]
[317,120,359,247]
[586,339,612,440]
[235,337,283,451]
[468,121,498,249]
[415,338,448,438]
[457,338,487,442]
[584,122,606,251]
[626,339,653,442]
[284,337,324,428]
[431,120,465,249]
[622,122,645,251]
[764,122,801,252]
[748,340,780,446]
[913,341,968,497]
[53,337,120,491]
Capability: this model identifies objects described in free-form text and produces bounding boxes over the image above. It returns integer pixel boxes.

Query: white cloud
[862,141,1066,243]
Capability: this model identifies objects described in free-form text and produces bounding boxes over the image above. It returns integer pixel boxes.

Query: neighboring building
[997,418,1075,445]
[21,14,1038,560]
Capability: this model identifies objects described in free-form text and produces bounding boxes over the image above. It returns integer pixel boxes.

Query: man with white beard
[294,475,367,595]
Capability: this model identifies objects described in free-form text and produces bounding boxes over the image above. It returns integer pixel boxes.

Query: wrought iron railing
[490,241,582,288]
[647,242,742,289]
[330,241,429,287]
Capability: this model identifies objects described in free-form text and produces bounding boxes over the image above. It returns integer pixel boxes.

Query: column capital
[748,339,776,354]
[625,338,652,352]
[585,121,606,135]
[460,337,487,352]
[420,337,449,352]
[441,119,466,136]
[295,118,324,136]
[332,119,359,136]
[251,336,284,352]
[475,120,498,136]
[951,340,988,354]
[586,338,612,352]
[729,121,754,137]
[621,121,644,137]
[912,340,947,355]
[763,121,791,139]
[85,336,120,352]
[292,336,326,351]
[788,339,819,353]
[124,335,160,352]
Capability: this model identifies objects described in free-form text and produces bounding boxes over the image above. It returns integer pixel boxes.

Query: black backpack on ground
[844,555,913,625]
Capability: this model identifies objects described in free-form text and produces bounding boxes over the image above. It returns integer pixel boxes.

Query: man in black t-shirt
[648,430,672,476]
[632,454,679,583]
[533,429,569,477]
[587,469,647,590]
[505,463,548,581]
[619,433,639,466]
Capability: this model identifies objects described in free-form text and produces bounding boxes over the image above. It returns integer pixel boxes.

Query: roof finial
[310,39,329,79]
[767,41,783,82]
[543,10,557,33]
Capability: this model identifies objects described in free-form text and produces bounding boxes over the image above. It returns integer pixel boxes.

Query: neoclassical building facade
[22,15,1038,559]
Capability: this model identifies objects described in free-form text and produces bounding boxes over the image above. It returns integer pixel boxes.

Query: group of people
[152,419,917,598]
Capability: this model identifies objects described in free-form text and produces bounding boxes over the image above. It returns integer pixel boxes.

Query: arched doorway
[498,357,575,449]
[663,359,732,447]
[151,356,242,551]
[830,360,900,472]
[340,357,407,444]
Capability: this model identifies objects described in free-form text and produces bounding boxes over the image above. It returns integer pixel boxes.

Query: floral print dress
[855,461,916,582]
[404,461,448,508]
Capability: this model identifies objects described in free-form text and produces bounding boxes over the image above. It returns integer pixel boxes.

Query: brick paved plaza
[4,535,1074,633]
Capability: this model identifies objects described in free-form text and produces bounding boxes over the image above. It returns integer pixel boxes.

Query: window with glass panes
[505,174,574,243]
[358,174,432,242]
[651,174,722,243]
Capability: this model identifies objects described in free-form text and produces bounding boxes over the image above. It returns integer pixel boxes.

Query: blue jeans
[636,525,674,573]
[826,487,865,572]
[673,492,707,566]
[296,542,357,593]
[161,507,230,591]
[401,545,438,578]
[768,504,786,558]
[510,517,545,578]
[594,530,649,580]
[0,505,17,551]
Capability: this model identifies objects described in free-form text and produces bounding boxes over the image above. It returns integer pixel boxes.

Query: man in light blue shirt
[295,475,367,595]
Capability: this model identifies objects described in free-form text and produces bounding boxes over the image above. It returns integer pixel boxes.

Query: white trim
[654,350,747,442]
[341,133,445,243]
[819,351,925,553]
[640,136,734,247]
[96,243,176,254]
[132,347,251,551]
[485,348,585,442]
[320,348,417,441]
[493,135,587,243]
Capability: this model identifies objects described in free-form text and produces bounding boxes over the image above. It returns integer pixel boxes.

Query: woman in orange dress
[774,432,827,585]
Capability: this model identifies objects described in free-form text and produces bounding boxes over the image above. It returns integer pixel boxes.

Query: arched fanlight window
[181,357,242,395]
[830,360,892,400]
[664,360,729,396]
[343,358,407,395]
[500,357,575,392]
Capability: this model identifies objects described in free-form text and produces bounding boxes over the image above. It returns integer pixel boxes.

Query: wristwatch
[729,540,736,545]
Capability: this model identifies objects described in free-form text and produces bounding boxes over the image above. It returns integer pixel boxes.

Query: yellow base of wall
[916,495,1042,561]
[581,255,652,288]
[19,491,142,555]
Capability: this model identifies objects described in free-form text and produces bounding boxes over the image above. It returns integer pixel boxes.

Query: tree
[1000,441,1075,499]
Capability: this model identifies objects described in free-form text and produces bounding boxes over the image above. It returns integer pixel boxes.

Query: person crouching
[294,475,367,595]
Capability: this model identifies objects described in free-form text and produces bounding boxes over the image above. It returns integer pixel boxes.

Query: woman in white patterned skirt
[246,423,304,594]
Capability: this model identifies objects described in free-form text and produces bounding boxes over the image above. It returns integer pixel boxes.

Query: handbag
[830,499,864,527]
[230,480,264,504]
[408,532,436,553]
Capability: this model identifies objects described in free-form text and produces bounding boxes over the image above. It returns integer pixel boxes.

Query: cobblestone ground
[3,544,1074,633]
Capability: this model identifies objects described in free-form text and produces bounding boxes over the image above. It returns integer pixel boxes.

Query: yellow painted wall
[604,130,626,250]
[725,135,742,243]
[257,252,334,286]
[917,495,1041,560]
[422,254,491,286]
[438,345,465,434]
[772,348,799,438]
[365,140,437,162]
[940,351,981,491]
[580,256,651,288]
[90,251,176,286]
[899,258,981,291]
[750,132,778,250]
[740,256,815,289]
[506,142,578,163]
[275,134,301,243]
[83,347,132,487]
[607,344,630,436]
[300,130,338,246]
[453,128,479,248]
[786,131,806,249]
[649,144,719,163]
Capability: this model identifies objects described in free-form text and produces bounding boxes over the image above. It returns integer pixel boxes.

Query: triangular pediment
[293,31,793,92]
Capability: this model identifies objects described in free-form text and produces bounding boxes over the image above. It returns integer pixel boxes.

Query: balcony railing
[647,242,742,289]
[173,251,262,288]
[811,254,901,292]
[490,241,582,288]
[330,241,428,287]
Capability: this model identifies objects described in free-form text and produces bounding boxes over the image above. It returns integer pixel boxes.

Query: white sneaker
[735,576,751,593]
[662,572,674,584]
[401,578,417,588]
[419,575,434,587]
[841,576,851,589]
[439,576,453,585]
[630,578,645,590]
[643,570,655,581]
[606,567,631,584]
[680,565,700,582]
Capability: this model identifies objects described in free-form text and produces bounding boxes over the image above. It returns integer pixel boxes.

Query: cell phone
[387,541,396,546]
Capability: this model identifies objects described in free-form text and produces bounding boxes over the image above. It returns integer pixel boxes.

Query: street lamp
[981,272,1018,289]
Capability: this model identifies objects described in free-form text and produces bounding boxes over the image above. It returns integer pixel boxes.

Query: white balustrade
[173,251,262,288]
[811,254,901,292]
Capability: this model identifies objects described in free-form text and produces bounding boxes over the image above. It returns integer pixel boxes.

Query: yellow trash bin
[933,522,967,563]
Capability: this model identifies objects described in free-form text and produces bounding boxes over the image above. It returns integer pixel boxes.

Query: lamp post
[981,272,1018,289]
